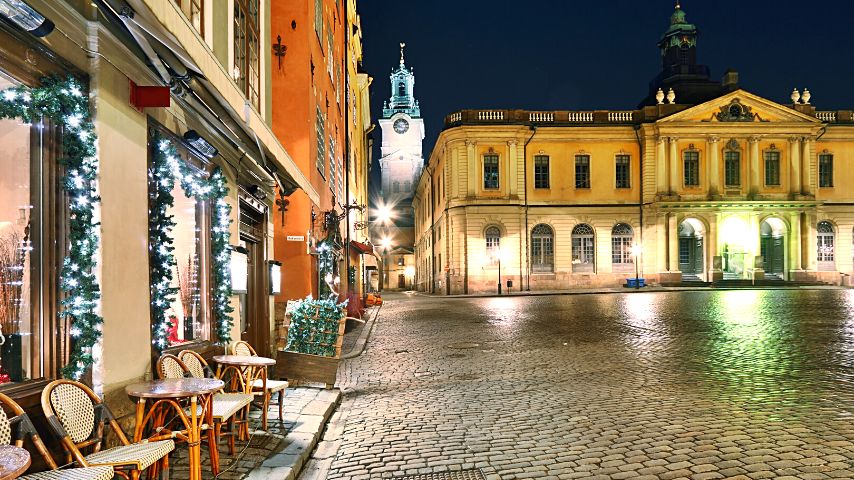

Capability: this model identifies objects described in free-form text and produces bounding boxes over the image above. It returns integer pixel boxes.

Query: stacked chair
[40,380,174,480]
[228,341,288,428]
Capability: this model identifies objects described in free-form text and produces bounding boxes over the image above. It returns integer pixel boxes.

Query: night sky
[359,0,854,184]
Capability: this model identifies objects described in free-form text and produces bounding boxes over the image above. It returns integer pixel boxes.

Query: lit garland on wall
[317,241,335,299]
[148,132,234,350]
[0,76,102,380]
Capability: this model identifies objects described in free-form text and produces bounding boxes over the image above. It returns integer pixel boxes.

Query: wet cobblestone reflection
[328,290,854,479]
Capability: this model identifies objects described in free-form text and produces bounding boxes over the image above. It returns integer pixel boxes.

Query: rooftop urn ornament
[666,88,676,104]
[791,88,801,104]
[802,88,811,104]
[656,88,665,105]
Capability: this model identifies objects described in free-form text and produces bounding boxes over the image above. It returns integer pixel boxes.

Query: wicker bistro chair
[40,380,174,480]
[0,392,114,480]
[168,352,253,462]
[227,341,288,428]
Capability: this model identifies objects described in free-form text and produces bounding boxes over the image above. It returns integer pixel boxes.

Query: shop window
[148,135,212,347]
[572,223,595,272]
[531,224,554,273]
[0,77,64,383]
[234,0,260,109]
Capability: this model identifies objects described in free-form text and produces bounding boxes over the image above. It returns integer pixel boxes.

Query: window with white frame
[817,221,835,270]
[572,224,595,272]
[531,224,554,273]
[611,223,634,267]
[615,155,630,188]
[485,226,501,266]
[233,0,260,109]
[316,107,325,178]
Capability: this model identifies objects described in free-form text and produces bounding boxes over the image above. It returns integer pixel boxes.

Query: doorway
[759,219,785,276]
[398,274,405,289]
[678,219,704,275]
[238,200,269,357]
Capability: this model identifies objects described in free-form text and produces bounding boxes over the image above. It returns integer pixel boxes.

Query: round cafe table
[0,445,30,480]
[126,378,223,480]
[213,355,276,431]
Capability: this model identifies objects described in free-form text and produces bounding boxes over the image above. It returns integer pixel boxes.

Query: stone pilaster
[668,137,679,195]
[707,136,720,197]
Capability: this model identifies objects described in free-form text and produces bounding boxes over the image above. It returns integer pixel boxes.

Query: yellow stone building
[413,5,854,294]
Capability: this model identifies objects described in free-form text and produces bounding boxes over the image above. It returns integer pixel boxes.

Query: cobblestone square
[324,290,854,479]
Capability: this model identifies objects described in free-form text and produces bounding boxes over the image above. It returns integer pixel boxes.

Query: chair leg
[131,470,140,480]
[278,390,284,421]
[262,391,270,431]
[226,418,235,455]
[208,424,220,475]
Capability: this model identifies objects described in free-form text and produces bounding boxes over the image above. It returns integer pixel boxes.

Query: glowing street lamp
[375,203,393,225]
[489,247,505,295]
[378,236,391,251]
[630,243,642,289]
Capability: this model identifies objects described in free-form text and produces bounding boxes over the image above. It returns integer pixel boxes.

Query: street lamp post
[497,250,502,295]
[630,243,641,289]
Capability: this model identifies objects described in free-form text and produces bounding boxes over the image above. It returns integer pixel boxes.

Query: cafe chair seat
[185,393,253,421]
[84,440,175,471]
[251,378,288,393]
[23,466,116,480]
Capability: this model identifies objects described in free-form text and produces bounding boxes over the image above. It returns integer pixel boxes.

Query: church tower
[378,43,425,215]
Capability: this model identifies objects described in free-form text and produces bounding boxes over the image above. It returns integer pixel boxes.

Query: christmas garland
[285,295,347,357]
[149,132,233,350]
[0,76,102,380]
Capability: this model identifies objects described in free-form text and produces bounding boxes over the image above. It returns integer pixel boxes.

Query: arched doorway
[760,218,786,278]
[678,219,705,276]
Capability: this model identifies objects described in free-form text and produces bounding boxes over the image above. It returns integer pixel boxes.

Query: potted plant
[276,295,347,388]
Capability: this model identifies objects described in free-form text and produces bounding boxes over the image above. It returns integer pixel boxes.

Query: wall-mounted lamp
[247,184,267,201]
[273,35,287,71]
[183,130,218,159]
[0,0,54,37]
[268,260,282,295]
[230,245,249,294]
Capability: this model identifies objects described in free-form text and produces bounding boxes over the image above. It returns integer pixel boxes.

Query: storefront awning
[350,240,375,255]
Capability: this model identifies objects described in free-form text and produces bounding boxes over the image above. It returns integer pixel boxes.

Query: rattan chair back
[156,354,189,380]
[0,391,59,469]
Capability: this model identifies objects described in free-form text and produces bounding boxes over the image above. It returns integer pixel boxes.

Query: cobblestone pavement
[325,289,854,480]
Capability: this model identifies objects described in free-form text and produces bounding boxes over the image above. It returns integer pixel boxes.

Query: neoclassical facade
[413,5,854,294]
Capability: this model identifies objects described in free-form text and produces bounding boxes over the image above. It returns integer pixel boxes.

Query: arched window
[531,224,554,273]
[485,226,501,266]
[572,224,595,273]
[398,82,406,96]
[817,221,835,270]
[611,223,634,269]
[392,181,400,193]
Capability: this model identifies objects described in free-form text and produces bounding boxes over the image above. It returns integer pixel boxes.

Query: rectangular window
[615,155,630,188]
[683,151,700,186]
[316,107,326,178]
[176,0,204,35]
[328,136,336,197]
[575,155,590,189]
[314,0,322,41]
[724,151,741,186]
[534,155,549,189]
[483,154,499,189]
[327,23,333,75]
[764,151,781,186]
[149,137,212,348]
[234,0,260,109]
[819,154,833,187]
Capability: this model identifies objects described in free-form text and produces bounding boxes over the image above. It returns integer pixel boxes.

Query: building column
[789,136,801,195]
[836,223,853,274]
[748,136,760,197]
[656,213,667,273]
[668,213,679,271]
[788,211,803,275]
[668,137,679,195]
[466,139,476,196]
[805,211,817,271]
[656,136,667,195]
[507,140,518,197]
[707,214,718,279]
[707,136,720,197]
[802,137,814,196]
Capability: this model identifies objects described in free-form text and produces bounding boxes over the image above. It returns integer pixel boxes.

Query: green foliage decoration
[285,295,347,357]
[149,132,234,350]
[0,76,102,380]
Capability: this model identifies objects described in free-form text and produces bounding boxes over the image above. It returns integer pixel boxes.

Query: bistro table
[0,445,30,480]
[212,355,277,431]
[126,377,223,480]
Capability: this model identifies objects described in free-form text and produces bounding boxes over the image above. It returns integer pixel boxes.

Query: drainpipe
[634,125,644,281]
[523,126,537,291]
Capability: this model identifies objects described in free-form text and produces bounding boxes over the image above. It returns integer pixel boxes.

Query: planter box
[276,350,339,389]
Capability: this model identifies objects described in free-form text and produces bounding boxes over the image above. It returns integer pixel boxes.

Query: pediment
[657,90,821,124]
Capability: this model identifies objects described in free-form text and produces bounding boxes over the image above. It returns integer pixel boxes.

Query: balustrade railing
[567,111,593,122]
[608,111,633,122]
[816,111,837,122]
[478,111,504,121]
[529,112,554,122]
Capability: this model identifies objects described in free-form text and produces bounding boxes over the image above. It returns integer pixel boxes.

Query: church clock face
[393,118,409,134]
